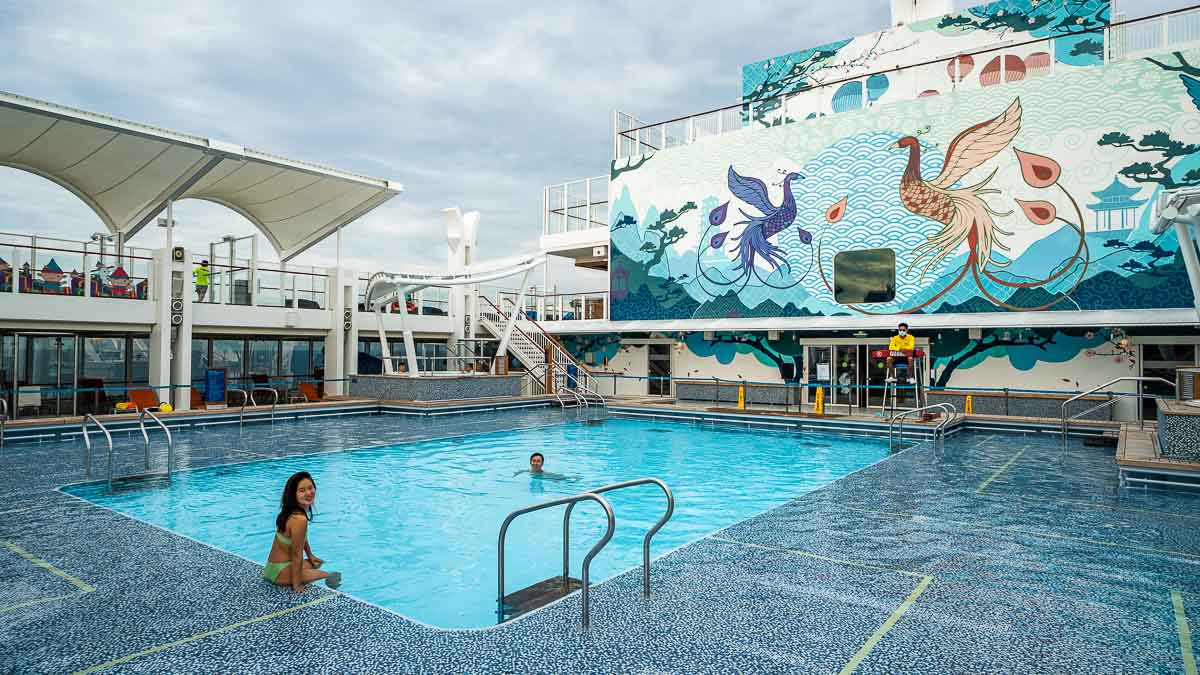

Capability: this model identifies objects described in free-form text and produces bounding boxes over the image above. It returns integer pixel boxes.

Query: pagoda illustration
[39,258,65,292]
[110,266,130,297]
[1086,177,1147,231]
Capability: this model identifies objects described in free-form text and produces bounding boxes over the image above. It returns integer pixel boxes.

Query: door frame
[800,338,929,411]
[12,331,79,420]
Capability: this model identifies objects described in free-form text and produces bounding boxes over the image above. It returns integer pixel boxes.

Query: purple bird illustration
[726,166,810,275]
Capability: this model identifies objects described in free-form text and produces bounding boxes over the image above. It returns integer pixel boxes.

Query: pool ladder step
[500,575,582,621]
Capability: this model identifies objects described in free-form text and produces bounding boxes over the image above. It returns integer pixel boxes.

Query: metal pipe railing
[563,478,674,598]
[889,404,954,449]
[497,492,614,629]
[138,408,175,481]
[228,388,251,426]
[252,386,279,423]
[1060,377,1175,443]
[81,414,112,487]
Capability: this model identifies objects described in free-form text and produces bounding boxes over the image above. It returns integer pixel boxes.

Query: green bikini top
[275,531,292,546]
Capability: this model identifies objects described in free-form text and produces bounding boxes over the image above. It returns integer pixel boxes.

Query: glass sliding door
[79,336,125,416]
[14,333,77,418]
[832,345,860,409]
[807,346,832,408]
[648,344,671,396]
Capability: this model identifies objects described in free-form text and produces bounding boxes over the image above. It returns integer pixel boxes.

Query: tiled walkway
[2,411,1199,673]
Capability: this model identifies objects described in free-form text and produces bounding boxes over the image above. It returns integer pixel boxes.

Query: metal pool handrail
[138,408,175,481]
[524,363,573,408]
[81,414,112,486]
[252,386,279,422]
[1060,377,1175,444]
[930,403,957,436]
[563,478,674,598]
[497,492,615,629]
[889,404,955,448]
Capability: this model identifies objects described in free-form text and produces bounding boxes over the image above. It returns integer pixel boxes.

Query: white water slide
[364,253,545,376]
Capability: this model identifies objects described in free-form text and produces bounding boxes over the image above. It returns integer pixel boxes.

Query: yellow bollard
[814,386,825,416]
[965,395,973,415]
[737,385,745,410]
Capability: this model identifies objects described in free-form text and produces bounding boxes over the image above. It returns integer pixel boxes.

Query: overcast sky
[0,0,1191,289]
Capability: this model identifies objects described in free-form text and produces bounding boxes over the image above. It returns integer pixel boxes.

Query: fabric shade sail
[0,90,401,260]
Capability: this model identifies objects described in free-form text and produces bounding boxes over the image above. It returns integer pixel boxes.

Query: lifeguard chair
[870,348,928,415]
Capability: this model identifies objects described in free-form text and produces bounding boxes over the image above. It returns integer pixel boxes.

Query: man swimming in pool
[514,452,572,480]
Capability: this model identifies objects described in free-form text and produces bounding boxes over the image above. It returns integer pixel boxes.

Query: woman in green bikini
[264,471,342,591]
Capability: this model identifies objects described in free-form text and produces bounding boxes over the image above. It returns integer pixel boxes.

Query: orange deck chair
[298,381,320,402]
[127,389,160,411]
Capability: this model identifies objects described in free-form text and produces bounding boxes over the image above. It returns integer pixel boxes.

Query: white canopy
[0,90,401,260]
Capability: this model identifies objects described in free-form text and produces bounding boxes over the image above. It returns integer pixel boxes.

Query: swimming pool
[63,414,890,628]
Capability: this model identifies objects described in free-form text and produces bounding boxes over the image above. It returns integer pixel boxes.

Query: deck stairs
[477,297,605,405]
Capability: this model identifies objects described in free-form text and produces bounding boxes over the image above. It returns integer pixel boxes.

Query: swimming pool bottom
[3,409,1198,672]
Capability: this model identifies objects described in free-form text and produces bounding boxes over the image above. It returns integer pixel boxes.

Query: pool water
[64,416,890,628]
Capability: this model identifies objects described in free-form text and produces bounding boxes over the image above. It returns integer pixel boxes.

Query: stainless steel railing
[1060,377,1176,443]
[497,492,614,628]
[252,386,279,422]
[889,403,956,449]
[81,414,112,486]
[563,478,674,598]
[139,408,175,481]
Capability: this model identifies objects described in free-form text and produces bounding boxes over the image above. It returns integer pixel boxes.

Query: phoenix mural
[610,47,1200,322]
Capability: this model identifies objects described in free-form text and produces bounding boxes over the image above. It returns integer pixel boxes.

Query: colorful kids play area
[5,1,1200,672]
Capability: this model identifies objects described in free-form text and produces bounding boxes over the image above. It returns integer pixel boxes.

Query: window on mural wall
[833,249,896,304]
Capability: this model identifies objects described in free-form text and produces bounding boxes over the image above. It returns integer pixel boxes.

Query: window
[212,339,245,383]
[833,249,896,304]
[191,339,209,384]
[249,339,280,377]
[281,340,312,377]
[81,337,126,384]
[129,337,150,384]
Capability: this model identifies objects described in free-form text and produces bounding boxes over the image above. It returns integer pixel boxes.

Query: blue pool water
[64,416,890,628]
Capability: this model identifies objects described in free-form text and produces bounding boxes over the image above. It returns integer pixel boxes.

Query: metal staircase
[478,296,605,403]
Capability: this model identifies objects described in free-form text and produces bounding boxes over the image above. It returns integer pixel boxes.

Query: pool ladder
[229,386,279,426]
[889,403,957,449]
[525,363,608,410]
[81,410,175,491]
[497,477,674,629]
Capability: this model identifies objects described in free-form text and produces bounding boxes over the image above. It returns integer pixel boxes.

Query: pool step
[500,575,581,621]
[1084,430,1120,448]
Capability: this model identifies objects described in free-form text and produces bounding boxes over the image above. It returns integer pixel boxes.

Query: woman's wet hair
[276,471,315,533]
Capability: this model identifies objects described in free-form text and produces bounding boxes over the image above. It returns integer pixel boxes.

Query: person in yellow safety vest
[886,321,916,384]
[193,260,210,302]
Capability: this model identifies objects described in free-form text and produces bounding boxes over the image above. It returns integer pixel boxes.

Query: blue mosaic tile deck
[3,409,1199,673]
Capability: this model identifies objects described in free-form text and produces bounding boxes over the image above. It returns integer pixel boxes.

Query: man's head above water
[529,452,544,473]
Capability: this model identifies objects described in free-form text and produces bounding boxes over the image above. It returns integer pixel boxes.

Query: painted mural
[610,48,1200,322]
[743,0,1110,126]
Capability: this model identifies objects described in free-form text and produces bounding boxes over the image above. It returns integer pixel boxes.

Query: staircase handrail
[496,296,594,374]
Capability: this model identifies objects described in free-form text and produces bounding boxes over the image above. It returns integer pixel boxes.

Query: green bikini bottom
[263,561,291,583]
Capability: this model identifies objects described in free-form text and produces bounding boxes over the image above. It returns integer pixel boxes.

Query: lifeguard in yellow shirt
[886,322,916,384]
